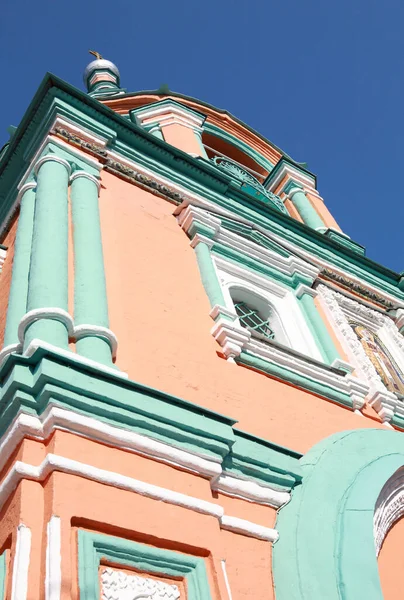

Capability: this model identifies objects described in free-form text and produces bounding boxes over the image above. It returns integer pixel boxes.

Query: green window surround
[78,530,212,600]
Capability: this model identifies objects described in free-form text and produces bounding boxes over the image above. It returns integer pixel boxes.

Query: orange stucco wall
[0,214,18,347]
[0,432,275,599]
[98,171,385,455]
[378,516,404,599]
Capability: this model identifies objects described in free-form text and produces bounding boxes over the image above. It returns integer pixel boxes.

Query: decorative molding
[317,284,400,421]
[321,268,395,309]
[45,516,61,600]
[210,317,251,361]
[23,339,128,380]
[101,568,180,600]
[34,154,71,177]
[53,127,187,205]
[374,467,404,556]
[74,324,118,359]
[79,530,211,600]
[11,524,31,600]
[69,170,100,190]
[0,454,224,519]
[18,308,75,344]
[0,454,280,543]
[211,473,290,508]
[295,283,317,299]
[0,407,222,480]
[219,514,278,542]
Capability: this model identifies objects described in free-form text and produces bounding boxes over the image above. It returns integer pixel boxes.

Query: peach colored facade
[0,58,403,598]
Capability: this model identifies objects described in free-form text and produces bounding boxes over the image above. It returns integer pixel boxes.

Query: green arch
[273,428,404,600]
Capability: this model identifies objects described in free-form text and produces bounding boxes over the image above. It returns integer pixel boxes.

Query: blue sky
[1,0,403,272]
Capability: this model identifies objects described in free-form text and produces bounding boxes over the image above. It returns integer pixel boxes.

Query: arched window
[234,301,274,342]
[230,288,289,347]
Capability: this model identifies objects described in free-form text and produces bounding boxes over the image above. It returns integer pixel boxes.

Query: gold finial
[89,50,103,60]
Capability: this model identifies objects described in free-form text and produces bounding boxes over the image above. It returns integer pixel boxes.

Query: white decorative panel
[101,567,181,600]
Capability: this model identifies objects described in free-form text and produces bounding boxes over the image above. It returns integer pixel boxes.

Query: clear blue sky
[2,0,403,272]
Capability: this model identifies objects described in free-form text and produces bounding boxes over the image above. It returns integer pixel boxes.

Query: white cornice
[265,162,316,195]
[0,453,279,543]
[135,103,205,131]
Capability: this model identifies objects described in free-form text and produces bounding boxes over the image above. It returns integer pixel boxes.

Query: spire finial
[89,50,103,60]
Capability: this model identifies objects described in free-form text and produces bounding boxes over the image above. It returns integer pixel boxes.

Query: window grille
[234,301,275,341]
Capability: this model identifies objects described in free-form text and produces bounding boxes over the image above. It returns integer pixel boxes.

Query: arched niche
[273,428,404,600]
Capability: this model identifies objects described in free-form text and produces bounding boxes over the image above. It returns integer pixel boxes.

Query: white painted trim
[51,116,109,150]
[0,406,222,479]
[374,466,404,556]
[0,343,22,367]
[45,516,61,600]
[73,324,118,359]
[23,339,128,380]
[18,308,75,343]
[215,256,323,361]
[288,186,307,200]
[178,204,319,284]
[0,247,6,274]
[0,454,224,519]
[317,284,403,421]
[136,103,205,131]
[221,560,233,600]
[16,182,36,205]
[11,524,31,600]
[219,514,278,542]
[211,473,290,508]
[69,170,100,190]
[295,283,317,299]
[0,454,279,543]
[34,154,71,177]
[265,163,316,195]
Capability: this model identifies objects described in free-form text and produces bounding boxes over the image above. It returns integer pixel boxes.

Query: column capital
[34,154,71,177]
[16,182,36,204]
[288,186,307,201]
[70,170,100,190]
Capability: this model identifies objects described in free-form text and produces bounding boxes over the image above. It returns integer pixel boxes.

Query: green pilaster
[194,239,226,309]
[24,155,70,350]
[70,171,113,365]
[288,186,326,231]
[296,285,340,365]
[3,184,36,348]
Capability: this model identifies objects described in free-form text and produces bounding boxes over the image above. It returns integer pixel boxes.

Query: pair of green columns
[4,154,114,366]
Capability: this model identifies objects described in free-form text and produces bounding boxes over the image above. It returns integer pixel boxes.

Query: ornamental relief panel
[101,568,181,600]
[317,284,404,402]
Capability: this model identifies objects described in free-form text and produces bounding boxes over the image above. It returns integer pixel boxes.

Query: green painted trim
[78,530,212,600]
[237,350,353,408]
[296,293,340,365]
[225,429,302,491]
[194,242,226,309]
[24,153,70,350]
[0,347,302,489]
[286,186,326,231]
[324,229,366,255]
[273,428,404,600]
[0,75,402,303]
[212,244,312,289]
[0,348,236,461]
[0,551,6,600]
[3,185,35,347]
[70,172,112,366]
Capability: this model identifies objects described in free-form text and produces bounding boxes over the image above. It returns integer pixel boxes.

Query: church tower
[0,55,403,599]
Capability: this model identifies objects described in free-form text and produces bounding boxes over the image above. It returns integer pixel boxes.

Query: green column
[24,155,70,350]
[193,238,226,308]
[70,171,113,365]
[288,187,326,231]
[296,285,340,365]
[3,183,36,349]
